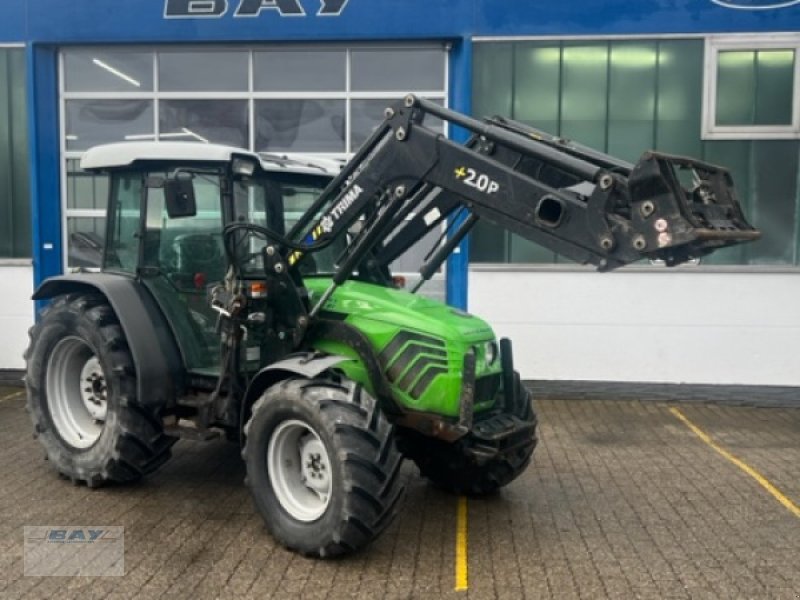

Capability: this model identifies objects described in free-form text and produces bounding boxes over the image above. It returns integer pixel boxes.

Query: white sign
[711,0,800,9]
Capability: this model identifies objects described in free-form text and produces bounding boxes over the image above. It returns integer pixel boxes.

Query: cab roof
[79,141,342,176]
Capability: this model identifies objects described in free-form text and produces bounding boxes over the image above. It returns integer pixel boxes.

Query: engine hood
[304,278,495,344]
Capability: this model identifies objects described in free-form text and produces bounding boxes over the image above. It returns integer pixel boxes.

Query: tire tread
[244,377,405,557]
[25,293,175,487]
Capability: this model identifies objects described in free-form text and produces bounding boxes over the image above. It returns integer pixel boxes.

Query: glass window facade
[60,44,448,269]
[65,99,155,151]
[472,39,800,267]
[0,47,30,259]
[705,36,800,138]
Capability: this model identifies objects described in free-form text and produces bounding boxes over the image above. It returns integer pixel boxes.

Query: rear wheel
[409,377,537,495]
[243,378,405,557]
[25,293,175,486]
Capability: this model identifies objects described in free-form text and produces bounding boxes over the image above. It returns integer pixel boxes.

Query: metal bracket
[458,350,476,432]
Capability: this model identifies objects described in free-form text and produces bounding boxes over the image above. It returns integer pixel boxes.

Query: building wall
[0,47,31,373]
[0,265,33,370]
[471,269,800,385]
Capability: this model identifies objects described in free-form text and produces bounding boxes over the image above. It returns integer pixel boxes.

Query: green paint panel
[304,278,502,417]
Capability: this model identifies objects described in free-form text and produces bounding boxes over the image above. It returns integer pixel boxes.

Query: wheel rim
[267,419,332,522]
[45,336,107,449]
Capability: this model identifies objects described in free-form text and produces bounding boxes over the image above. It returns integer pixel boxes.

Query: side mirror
[164,173,197,218]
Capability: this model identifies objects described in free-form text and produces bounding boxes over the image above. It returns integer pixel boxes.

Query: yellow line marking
[0,390,24,403]
[670,407,800,519]
[455,495,468,591]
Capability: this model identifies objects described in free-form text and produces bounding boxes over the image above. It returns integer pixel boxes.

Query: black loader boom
[284,95,758,311]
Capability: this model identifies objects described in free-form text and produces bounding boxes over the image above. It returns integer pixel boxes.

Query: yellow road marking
[670,407,800,519]
[0,390,24,403]
[455,495,468,591]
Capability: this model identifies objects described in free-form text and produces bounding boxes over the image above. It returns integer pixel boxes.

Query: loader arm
[285,95,759,310]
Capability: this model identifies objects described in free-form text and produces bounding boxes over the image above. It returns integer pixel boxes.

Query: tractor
[26,96,759,557]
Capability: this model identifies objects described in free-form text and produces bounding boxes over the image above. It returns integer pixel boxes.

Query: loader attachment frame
[280,95,758,309]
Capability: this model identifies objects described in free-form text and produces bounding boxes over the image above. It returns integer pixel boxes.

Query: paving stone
[0,393,797,599]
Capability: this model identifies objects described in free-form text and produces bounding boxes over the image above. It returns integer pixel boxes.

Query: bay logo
[710,0,800,8]
[164,0,349,18]
[44,528,119,543]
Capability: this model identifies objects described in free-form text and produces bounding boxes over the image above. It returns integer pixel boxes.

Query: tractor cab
[80,142,338,376]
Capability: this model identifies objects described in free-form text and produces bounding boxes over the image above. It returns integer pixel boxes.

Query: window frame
[59,43,449,272]
[702,34,800,140]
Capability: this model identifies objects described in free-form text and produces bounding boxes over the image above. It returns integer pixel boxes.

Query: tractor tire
[25,293,175,486]
[410,377,537,496]
[243,377,405,557]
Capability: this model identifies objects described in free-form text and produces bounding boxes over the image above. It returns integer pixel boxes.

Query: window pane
[65,99,154,151]
[703,140,799,266]
[255,99,345,153]
[510,235,556,263]
[106,174,142,273]
[66,160,109,210]
[470,221,507,263]
[254,50,345,91]
[159,100,248,147]
[67,217,106,269]
[0,48,30,258]
[560,43,609,150]
[143,175,224,275]
[749,140,798,264]
[755,50,795,126]
[350,98,444,151]
[607,41,657,163]
[158,51,248,92]
[351,48,444,92]
[656,40,703,157]
[513,43,560,134]
[472,44,512,264]
[64,49,154,92]
[716,49,795,127]
[473,43,513,119]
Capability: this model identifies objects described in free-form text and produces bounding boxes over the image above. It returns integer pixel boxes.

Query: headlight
[484,341,498,365]
[232,157,256,176]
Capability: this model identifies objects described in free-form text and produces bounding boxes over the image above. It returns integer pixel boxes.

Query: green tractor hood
[304,278,494,343]
[304,278,502,418]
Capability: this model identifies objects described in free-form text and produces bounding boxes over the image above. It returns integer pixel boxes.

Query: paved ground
[0,386,798,599]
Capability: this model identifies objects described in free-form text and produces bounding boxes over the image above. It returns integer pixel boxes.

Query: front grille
[475,373,501,402]
[379,331,448,399]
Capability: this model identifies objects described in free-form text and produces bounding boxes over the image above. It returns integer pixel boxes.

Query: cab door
[138,169,226,375]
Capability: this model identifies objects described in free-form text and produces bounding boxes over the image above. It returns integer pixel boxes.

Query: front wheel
[243,378,405,557]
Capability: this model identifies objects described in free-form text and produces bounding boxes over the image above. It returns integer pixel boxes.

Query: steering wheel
[171,233,223,270]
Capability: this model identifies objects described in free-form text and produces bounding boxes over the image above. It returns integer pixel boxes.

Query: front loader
[26,95,759,557]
